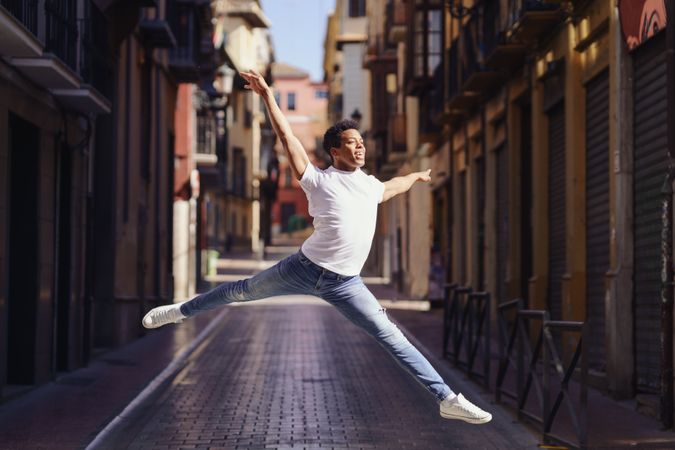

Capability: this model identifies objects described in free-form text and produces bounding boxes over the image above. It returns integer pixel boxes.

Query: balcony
[482,0,526,70]
[460,14,502,92]
[138,10,177,49]
[168,0,214,82]
[45,0,79,72]
[504,0,563,45]
[63,4,112,113]
[0,0,42,57]
[446,40,479,114]
[168,3,201,82]
[386,0,406,45]
[227,0,271,28]
[0,0,149,113]
[429,62,444,123]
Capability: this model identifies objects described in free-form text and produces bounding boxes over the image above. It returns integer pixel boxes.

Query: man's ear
[330,147,339,160]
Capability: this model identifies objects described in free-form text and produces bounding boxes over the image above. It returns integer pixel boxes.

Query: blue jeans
[181,251,453,402]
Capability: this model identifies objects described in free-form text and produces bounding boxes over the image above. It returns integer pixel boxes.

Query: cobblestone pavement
[98,297,538,450]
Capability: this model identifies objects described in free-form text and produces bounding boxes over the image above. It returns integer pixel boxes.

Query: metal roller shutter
[633,34,667,393]
[459,171,467,285]
[548,102,566,321]
[585,69,610,374]
[476,156,486,290]
[496,144,509,303]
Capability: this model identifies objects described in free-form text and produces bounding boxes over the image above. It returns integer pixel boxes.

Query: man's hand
[416,169,431,183]
[240,69,271,97]
[240,68,310,179]
[382,169,432,202]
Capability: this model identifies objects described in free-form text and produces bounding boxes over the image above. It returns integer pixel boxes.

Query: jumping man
[143,69,492,425]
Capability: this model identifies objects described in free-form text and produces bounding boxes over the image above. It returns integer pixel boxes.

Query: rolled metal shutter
[548,102,565,321]
[496,144,509,303]
[633,34,667,393]
[459,171,467,285]
[476,156,486,289]
[585,69,610,374]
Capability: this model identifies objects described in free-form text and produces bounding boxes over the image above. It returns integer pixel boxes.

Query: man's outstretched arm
[381,169,431,202]
[240,69,309,180]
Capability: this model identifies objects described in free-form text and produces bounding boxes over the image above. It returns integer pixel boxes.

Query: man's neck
[332,163,359,172]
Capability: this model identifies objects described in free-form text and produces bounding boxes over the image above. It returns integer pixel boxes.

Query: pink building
[270,63,329,235]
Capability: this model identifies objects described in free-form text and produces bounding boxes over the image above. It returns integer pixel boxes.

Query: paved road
[97,296,537,450]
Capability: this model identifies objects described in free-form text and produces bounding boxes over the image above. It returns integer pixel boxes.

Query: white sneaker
[142,302,187,329]
[440,393,492,424]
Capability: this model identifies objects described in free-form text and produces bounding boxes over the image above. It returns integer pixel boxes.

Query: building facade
[208,0,273,257]
[363,0,675,426]
[0,0,215,399]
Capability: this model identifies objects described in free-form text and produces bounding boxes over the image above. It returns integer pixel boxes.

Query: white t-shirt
[299,163,385,276]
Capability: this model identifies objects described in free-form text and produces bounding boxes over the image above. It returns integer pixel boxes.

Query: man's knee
[218,278,253,302]
[369,309,407,344]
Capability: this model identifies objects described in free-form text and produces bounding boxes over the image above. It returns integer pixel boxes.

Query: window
[413,1,442,78]
[349,0,366,17]
[315,90,328,99]
[196,110,215,155]
[287,92,296,111]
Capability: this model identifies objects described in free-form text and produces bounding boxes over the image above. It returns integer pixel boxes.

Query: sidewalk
[0,310,220,450]
[369,282,675,449]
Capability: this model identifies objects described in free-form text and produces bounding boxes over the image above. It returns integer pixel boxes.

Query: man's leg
[143,253,312,328]
[322,277,452,402]
[322,277,492,423]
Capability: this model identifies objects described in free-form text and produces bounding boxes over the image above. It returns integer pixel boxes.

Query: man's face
[331,129,365,171]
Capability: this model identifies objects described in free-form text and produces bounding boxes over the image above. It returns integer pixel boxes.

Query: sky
[260,0,336,82]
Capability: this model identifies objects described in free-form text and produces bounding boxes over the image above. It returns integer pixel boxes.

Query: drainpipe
[662,0,675,430]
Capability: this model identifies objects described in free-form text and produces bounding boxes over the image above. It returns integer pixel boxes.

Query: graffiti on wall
[618,0,668,50]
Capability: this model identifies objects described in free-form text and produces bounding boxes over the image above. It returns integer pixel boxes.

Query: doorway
[7,113,40,385]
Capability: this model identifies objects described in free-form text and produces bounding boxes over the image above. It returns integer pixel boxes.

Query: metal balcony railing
[430,61,444,119]
[78,2,112,98]
[482,0,501,61]
[168,1,200,81]
[460,13,483,86]
[1,0,39,35]
[505,0,560,30]
[45,0,78,71]
[446,41,459,101]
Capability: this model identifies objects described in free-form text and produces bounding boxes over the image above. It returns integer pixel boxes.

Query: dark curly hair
[322,119,360,160]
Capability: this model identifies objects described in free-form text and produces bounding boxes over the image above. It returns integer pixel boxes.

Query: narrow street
[91,249,537,450]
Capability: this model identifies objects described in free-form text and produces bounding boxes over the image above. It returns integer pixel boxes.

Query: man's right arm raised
[240,70,310,180]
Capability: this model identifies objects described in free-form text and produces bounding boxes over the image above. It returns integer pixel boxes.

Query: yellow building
[211,0,273,255]
[365,0,674,426]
